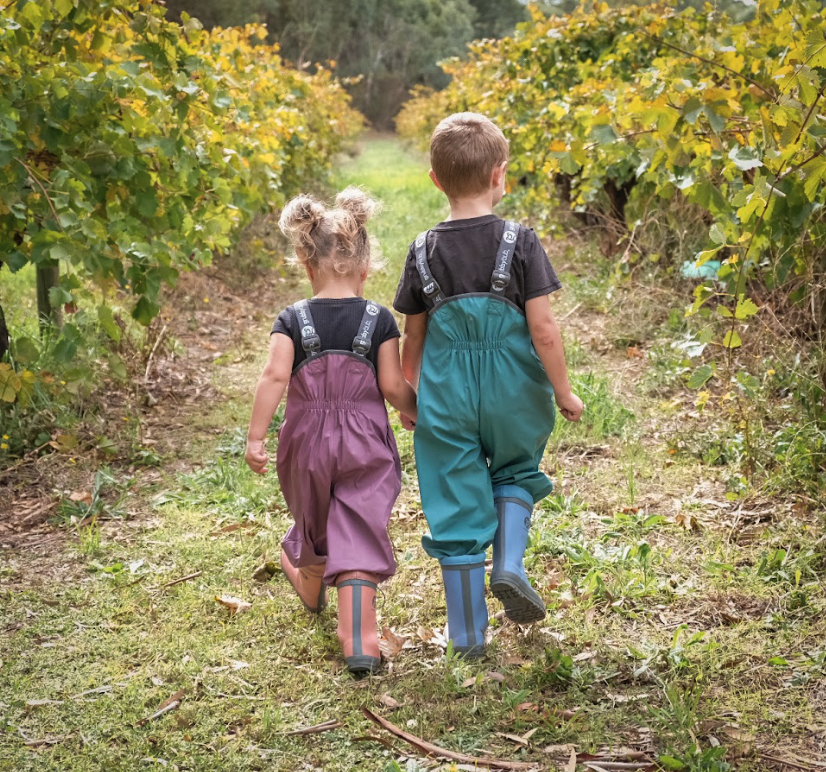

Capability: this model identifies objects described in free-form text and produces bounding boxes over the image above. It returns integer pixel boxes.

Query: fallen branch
[362,707,540,771]
[582,763,655,771]
[759,754,817,772]
[283,720,342,736]
[136,689,186,727]
[152,571,202,591]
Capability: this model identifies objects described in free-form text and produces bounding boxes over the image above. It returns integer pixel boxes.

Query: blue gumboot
[490,485,546,624]
[439,554,489,658]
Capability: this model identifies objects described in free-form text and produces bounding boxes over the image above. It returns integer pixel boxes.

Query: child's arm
[525,296,584,422]
[377,338,418,421]
[400,312,428,387]
[399,313,427,429]
[245,333,294,474]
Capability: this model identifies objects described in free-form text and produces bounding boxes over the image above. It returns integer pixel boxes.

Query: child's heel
[336,572,381,674]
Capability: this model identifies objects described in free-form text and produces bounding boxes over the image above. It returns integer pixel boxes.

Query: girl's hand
[555,391,584,422]
[246,439,269,474]
[400,413,416,431]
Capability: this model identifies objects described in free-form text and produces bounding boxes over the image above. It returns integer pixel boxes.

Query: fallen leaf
[215,595,252,615]
[230,660,249,670]
[626,346,644,359]
[251,562,277,582]
[378,693,401,710]
[496,731,529,747]
[485,671,505,683]
[379,627,409,658]
[69,490,93,505]
[565,746,577,772]
[461,676,477,688]
[573,650,597,663]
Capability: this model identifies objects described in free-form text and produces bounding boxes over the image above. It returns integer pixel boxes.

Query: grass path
[2,138,825,771]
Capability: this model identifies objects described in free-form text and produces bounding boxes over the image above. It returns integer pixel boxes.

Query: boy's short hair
[430,112,509,199]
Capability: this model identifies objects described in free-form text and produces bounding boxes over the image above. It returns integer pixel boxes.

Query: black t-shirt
[393,214,561,315]
[271,297,400,373]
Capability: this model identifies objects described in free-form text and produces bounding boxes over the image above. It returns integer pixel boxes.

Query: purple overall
[276,299,401,586]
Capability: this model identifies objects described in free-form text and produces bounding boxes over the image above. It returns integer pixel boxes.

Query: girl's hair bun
[279,195,325,241]
[335,186,379,226]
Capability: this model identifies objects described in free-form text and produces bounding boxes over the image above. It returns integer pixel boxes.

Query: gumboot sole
[345,655,381,674]
[490,572,546,624]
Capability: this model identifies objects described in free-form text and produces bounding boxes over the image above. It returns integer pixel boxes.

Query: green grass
[0,262,38,339]
[2,138,825,771]
[332,135,447,308]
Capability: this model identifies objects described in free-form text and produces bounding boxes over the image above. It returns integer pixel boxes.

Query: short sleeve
[271,306,295,337]
[375,305,401,347]
[393,243,427,315]
[522,229,562,301]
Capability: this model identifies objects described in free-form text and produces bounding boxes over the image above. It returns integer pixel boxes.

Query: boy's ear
[429,169,445,192]
[491,161,508,189]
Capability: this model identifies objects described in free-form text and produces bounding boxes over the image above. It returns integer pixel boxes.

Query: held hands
[245,439,269,474]
[400,413,416,431]
[556,390,584,422]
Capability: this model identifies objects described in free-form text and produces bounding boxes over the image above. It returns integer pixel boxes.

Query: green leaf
[107,353,127,380]
[11,336,41,365]
[4,251,27,273]
[709,223,726,245]
[53,0,75,15]
[734,297,759,320]
[687,364,715,389]
[97,304,122,342]
[802,156,826,202]
[48,286,74,307]
[728,145,763,171]
[132,296,160,326]
[658,756,686,771]
[722,330,742,349]
[590,124,617,145]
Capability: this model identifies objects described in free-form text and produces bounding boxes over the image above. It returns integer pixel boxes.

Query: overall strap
[353,301,380,356]
[293,299,321,355]
[491,220,520,295]
[414,231,446,307]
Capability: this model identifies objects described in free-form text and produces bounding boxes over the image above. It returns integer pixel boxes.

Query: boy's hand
[556,391,584,422]
[245,439,268,474]
[400,413,416,431]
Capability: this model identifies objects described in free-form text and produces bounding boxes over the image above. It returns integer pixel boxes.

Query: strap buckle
[302,334,321,354]
[422,280,440,298]
[352,337,371,356]
[491,270,511,293]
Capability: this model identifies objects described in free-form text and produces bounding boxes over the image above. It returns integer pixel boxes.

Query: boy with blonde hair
[395,112,583,657]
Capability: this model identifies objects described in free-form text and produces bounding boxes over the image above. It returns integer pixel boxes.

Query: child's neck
[311,273,363,299]
[447,194,496,222]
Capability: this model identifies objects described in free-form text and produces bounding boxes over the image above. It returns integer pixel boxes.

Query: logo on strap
[415,234,426,248]
[504,229,517,244]
[366,303,379,316]
[301,325,314,338]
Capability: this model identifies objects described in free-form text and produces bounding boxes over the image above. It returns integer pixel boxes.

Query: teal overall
[414,221,556,561]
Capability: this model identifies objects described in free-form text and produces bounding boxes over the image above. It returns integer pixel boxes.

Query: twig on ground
[136,689,186,727]
[151,571,202,591]
[144,321,170,381]
[759,754,817,772]
[559,302,582,321]
[0,442,51,482]
[362,707,540,771]
[283,720,343,736]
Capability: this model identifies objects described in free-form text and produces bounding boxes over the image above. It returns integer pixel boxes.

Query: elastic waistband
[446,340,505,352]
[293,400,369,411]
